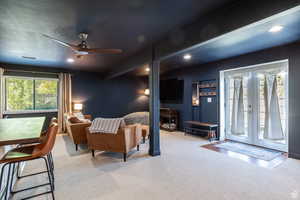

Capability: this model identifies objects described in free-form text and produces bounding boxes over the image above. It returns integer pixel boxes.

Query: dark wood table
[184,121,218,141]
[0,117,45,146]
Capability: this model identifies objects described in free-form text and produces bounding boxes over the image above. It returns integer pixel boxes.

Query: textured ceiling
[0,0,234,72]
[159,6,300,74]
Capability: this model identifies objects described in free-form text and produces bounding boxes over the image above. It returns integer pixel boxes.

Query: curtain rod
[3,68,59,75]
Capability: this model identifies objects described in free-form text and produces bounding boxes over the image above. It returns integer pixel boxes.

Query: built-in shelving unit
[192,79,217,106]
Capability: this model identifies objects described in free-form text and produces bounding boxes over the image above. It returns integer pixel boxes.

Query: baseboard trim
[288,152,300,160]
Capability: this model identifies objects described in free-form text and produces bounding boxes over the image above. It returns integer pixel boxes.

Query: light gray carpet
[215,141,283,161]
[11,131,300,200]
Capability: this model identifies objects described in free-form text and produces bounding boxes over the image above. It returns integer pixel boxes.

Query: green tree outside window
[6,77,58,111]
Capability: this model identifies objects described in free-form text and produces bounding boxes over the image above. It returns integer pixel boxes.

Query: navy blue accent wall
[162,41,300,159]
[72,72,149,119]
[1,65,149,128]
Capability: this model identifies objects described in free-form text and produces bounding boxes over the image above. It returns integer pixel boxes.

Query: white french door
[223,60,288,152]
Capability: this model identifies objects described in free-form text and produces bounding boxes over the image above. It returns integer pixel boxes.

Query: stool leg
[50,152,55,171]
[5,163,12,200]
[123,153,127,162]
[16,162,21,179]
[42,157,55,200]
[0,163,10,200]
[10,158,55,200]
[47,154,55,184]
[9,163,16,194]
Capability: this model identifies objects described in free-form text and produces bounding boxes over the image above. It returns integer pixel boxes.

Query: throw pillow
[73,112,85,120]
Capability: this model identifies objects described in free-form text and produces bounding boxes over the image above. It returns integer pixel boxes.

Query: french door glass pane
[258,73,287,144]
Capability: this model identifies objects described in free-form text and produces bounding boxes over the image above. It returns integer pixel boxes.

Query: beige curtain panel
[58,73,72,133]
[263,75,284,140]
[231,78,245,135]
[0,68,3,119]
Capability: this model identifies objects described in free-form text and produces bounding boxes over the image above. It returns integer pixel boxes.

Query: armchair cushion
[69,116,83,123]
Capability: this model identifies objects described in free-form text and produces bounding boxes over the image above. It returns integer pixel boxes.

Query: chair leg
[137,145,140,151]
[49,152,55,171]
[123,153,127,162]
[143,136,146,144]
[75,144,78,151]
[92,150,95,157]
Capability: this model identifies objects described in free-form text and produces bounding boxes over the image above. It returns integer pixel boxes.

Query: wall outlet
[207,97,212,103]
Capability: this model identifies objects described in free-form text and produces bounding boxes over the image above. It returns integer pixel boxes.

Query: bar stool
[0,123,58,200]
[16,117,58,172]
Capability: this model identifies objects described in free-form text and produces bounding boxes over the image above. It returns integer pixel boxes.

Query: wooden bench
[184,121,218,141]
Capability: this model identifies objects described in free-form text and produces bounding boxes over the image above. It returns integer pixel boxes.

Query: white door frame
[220,59,289,152]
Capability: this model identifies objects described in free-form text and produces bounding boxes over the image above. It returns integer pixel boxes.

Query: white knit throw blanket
[89,117,124,134]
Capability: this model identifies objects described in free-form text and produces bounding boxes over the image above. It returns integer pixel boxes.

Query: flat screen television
[160,78,184,104]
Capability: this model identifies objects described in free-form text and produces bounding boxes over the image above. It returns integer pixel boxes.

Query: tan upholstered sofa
[123,112,149,143]
[64,113,92,151]
[86,124,142,162]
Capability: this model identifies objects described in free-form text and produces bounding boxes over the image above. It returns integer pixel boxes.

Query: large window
[5,77,58,113]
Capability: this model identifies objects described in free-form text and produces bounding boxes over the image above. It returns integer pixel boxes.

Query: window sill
[3,110,58,115]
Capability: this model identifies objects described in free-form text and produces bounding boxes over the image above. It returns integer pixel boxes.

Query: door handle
[248,105,252,113]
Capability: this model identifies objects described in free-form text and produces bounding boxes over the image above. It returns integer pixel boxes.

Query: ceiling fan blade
[42,34,80,51]
[83,48,123,54]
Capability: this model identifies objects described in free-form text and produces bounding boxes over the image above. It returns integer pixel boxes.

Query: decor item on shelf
[192,82,200,106]
[161,123,177,130]
[160,108,178,131]
[192,97,199,106]
[192,79,217,106]
[73,103,83,111]
[144,88,150,95]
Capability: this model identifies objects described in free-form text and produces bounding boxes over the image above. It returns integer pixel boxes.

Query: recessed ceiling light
[145,67,150,72]
[269,25,283,33]
[67,58,74,63]
[183,54,192,60]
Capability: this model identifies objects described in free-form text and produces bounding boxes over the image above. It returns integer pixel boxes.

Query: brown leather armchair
[86,124,142,162]
[65,114,92,151]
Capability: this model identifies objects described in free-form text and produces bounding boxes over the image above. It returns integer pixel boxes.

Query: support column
[149,60,161,156]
